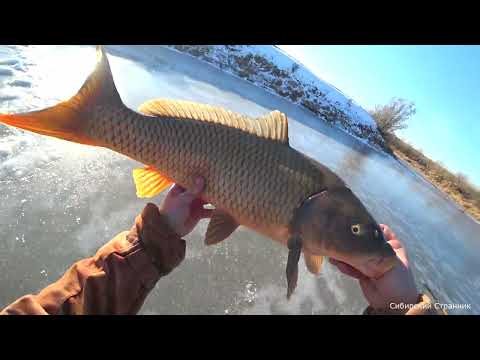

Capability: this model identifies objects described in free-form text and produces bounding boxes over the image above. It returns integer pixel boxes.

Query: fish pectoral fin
[286,235,302,300]
[303,251,324,275]
[205,210,239,245]
[132,166,173,198]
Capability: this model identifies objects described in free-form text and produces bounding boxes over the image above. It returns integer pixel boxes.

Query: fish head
[292,187,397,279]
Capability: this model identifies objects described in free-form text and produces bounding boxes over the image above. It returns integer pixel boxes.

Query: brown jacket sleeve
[0,203,185,315]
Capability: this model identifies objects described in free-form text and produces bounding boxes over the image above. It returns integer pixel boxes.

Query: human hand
[159,176,212,238]
[329,224,419,314]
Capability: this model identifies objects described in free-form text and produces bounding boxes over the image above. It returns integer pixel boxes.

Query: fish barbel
[0,46,397,298]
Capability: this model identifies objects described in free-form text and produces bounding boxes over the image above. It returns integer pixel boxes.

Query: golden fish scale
[88,105,332,231]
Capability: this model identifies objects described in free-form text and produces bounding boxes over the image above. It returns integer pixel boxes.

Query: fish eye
[351,224,361,235]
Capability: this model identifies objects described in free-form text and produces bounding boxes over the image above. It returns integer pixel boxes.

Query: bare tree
[369,98,416,134]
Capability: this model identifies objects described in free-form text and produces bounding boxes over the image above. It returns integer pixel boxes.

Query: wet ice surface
[0,45,479,314]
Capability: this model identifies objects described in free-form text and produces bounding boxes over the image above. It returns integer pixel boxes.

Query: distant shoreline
[165,45,386,151]
[387,136,480,223]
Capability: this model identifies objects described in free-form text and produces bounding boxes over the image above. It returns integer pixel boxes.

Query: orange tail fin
[0,46,123,146]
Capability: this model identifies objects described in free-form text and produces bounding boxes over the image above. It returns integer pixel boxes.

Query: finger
[190,197,207,210]
[141,203,161,227]
[359,278,378,295]
[380,224,396,241]
[388,238,403,251]
[194,198,209,207]
[185,177,205,198]
[199,208,213,219]
[380,224,407,257]
[169,184,186,197]
[190,204,213,220]
[181,178,206,204]
[388,239,409,265]
[329,259,365,280]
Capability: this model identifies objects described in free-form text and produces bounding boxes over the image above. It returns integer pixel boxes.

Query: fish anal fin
[205,210,239,245]
[133,166,173,198]
[138,99,289,144]
[304,251,324,275]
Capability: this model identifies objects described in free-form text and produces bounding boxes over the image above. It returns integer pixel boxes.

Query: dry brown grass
[384,133,480,222]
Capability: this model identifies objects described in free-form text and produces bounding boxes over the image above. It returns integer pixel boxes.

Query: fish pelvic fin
[0,46,123,146]
[205,210,239,245]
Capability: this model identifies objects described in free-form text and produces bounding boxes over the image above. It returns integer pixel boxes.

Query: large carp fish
[0,46,396,298]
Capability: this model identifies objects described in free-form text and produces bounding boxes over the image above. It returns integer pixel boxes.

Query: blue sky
[278,45,480,187]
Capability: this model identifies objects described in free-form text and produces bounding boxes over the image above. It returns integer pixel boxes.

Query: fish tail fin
[0,45,123,146]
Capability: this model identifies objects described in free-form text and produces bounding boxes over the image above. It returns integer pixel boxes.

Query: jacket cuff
[134,203,186,277]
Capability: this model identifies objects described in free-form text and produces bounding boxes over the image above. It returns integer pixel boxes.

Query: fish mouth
[360,241,398,279]
[360,254,397,279]
[330,245,398,279]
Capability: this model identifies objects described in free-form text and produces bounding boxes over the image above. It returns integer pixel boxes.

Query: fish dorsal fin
[257,110,289,144]
[138,99,289,144]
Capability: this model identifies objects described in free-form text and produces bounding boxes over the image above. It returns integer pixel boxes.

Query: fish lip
[365,255,397,279]
[331,252,397,279]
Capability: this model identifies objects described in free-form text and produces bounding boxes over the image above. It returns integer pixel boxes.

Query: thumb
[182,177,206,202]
[359,278,378,297]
